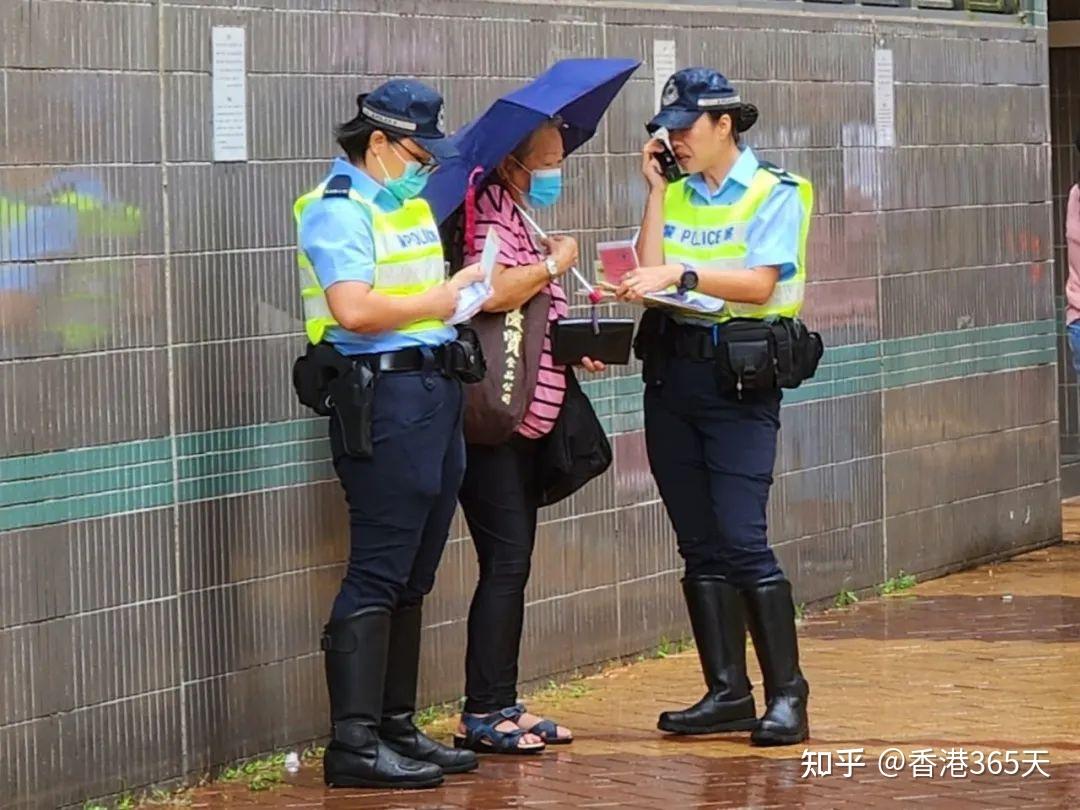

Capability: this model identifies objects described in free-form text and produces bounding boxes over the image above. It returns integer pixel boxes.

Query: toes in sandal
[515,703,573,746]
[453,706,546,755]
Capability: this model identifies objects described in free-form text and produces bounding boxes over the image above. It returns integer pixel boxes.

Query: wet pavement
[182,504,1080,808]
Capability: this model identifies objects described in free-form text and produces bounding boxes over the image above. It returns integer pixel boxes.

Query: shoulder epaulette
[757,161,799,186]
[322,174,353,198]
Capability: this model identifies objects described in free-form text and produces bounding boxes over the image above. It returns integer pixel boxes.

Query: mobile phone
[649,127,686,182]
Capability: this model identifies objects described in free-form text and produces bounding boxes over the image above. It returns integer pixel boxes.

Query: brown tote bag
[463,290,551,445]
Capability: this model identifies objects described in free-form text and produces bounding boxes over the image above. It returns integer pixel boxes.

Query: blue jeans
[1068,321,1080,377]
[644,356,784,588]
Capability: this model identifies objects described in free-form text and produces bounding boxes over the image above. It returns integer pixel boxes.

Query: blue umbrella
[423,57,641,223]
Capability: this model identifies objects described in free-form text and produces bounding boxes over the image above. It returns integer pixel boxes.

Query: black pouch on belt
[633,308,669,386]
[716,318,776,395]
[327,363,376,459]
[292,342,354,416]
[769,317,824,388]
[447,324,487,384]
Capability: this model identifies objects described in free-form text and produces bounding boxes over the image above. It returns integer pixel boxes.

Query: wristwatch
[544,256,560,280]
[677,264,698,295]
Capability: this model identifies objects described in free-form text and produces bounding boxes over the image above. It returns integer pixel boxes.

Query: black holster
[328,363,376,459]
[633,308,670,386]
[293,342,376,459]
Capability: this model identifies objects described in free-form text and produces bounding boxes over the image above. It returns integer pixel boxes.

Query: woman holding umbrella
[424,59,639,755]
[451,116,604,754]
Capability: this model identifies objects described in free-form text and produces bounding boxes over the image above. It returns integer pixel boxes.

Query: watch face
[681,270,698,290]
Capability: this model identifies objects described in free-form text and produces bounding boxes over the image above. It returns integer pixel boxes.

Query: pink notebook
[596,240,639,286]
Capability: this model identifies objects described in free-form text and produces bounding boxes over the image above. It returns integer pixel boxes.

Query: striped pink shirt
[465,183,568,439]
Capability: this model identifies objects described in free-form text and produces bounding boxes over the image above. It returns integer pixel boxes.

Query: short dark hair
[708,110,741,144]
[335,114,401,162]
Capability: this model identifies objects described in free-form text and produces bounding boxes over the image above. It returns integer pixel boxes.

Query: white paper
[645,289,725,315]
[447,227,498,325]
[653,40,677,113]
[873,48,895,149]
[212,27,248,162]
[446,283,493,325]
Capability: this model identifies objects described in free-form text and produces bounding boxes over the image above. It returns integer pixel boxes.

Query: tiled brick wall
[0,1,1056,806]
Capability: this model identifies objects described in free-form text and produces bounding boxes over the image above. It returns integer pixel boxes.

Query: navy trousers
[644,355,783,588]
[328,370,465,620]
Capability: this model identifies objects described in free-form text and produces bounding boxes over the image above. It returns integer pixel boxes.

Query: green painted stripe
[0,438,171,484]
[177,439,330,480]
[0,483,174,532]
[0,460,173,508]
[0,320,1060,532]
[176,418,326,457]
[177,460,335,502]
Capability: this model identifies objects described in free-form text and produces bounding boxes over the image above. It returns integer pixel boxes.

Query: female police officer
[618,68,813,747]
[294,80,484,788]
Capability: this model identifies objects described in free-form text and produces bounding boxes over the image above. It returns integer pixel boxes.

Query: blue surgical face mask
[525,167,562,209]
[378,146,429,202]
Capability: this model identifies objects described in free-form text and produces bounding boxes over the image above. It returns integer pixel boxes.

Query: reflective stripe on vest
[293,182,446,345]
[662,166,813,322]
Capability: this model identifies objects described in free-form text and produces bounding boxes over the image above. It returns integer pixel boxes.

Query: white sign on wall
[653,39,677,113]
[873,48,896,148]
[212,26,248,162]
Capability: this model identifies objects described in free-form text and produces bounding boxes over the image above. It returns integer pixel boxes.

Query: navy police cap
[648,67,758,134]
[357,78,458,161]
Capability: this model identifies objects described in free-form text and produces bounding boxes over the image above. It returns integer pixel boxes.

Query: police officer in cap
[294,80,484,788]
[618,68,813,746]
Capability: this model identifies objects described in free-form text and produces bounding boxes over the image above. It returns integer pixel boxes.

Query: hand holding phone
[643,127,686,187]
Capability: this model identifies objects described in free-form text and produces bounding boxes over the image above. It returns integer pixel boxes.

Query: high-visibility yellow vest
[662,164,813,321]
[293,178,446,346]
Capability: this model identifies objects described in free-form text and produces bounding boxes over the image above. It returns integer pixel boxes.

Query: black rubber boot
[657,576,758,734]
[322,607,444,789]
[742,579,810,746]
[380,602,478,774]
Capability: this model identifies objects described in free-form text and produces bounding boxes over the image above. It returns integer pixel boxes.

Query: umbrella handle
[514,203,599,298]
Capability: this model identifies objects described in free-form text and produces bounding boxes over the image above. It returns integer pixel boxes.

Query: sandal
[513,703,573,745]
[453,706,546,755]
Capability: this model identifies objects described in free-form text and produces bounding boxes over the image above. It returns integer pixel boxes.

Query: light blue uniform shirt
[297,157,454,355]
[680,146,803,281]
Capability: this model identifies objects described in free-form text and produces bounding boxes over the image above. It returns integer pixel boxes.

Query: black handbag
[537,368,613,507]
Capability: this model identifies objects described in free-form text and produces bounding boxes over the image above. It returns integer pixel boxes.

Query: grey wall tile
[0,618,74,726]
[0,349,170,457]
[178,482,344,592]
[57,689,182,805]
[184,663,287,774]
[0,524,71,629]
[0,716,64,810]
[172,337,307,433]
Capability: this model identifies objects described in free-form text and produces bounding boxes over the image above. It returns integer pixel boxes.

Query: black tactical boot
[322,607,444,788]
[380,602,478,774]
[742,579,810,746]
[658,576,758,734]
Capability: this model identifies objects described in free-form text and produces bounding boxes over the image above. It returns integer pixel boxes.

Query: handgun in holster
[327,363,376,459]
